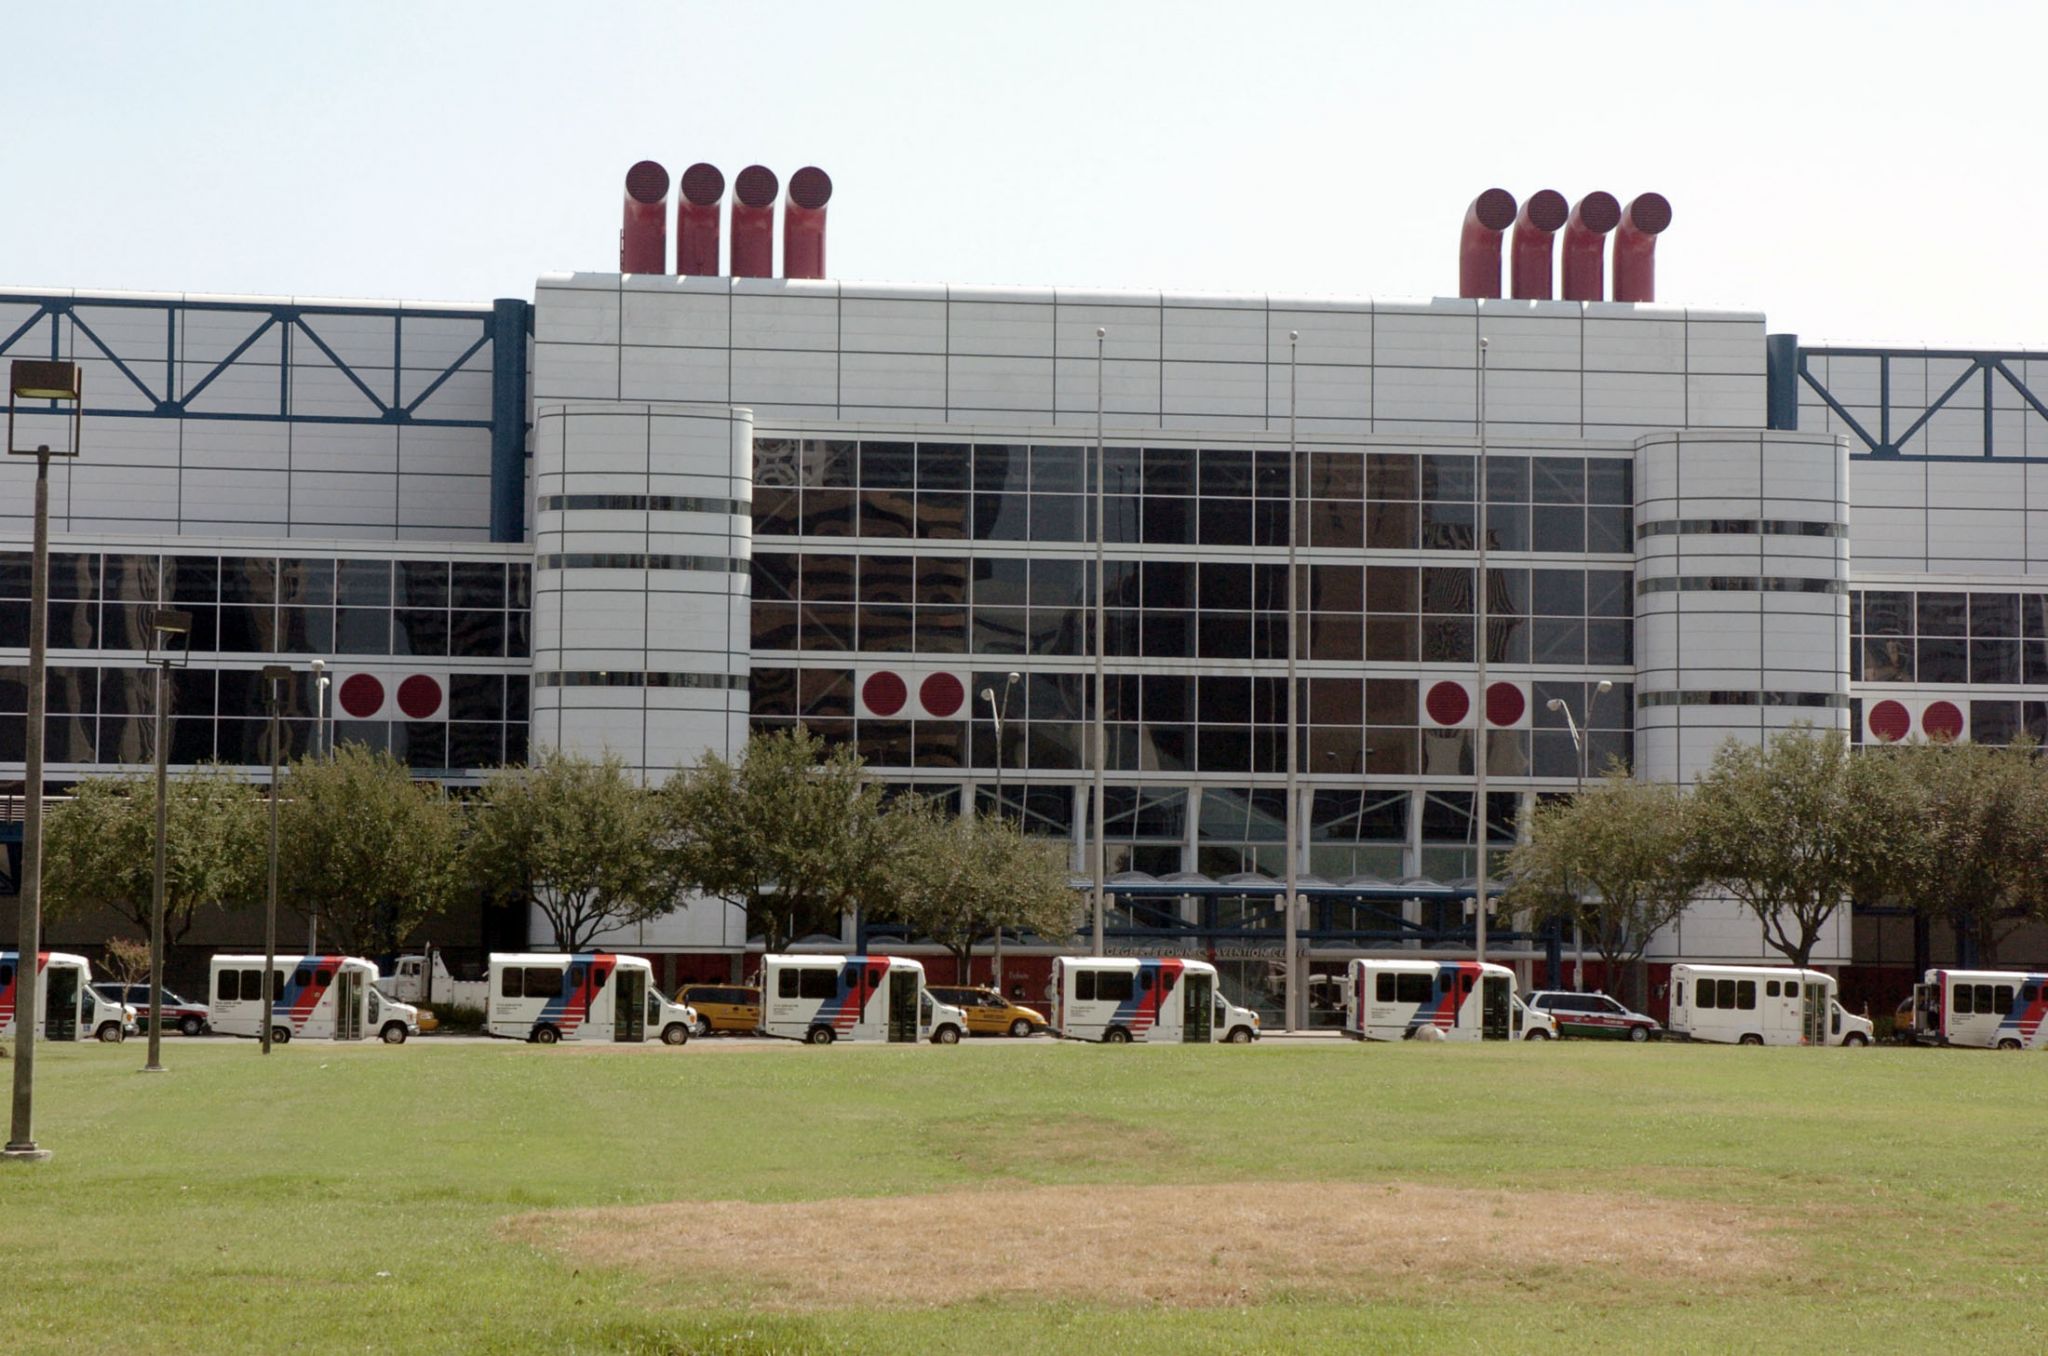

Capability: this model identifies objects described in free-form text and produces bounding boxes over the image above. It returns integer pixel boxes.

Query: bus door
[887,971,919,1043]
[43,960,79,1041]
[1802,983,1829,1045]
[614,967,646,1042]
[1182,969,1213,1043]
[335,968,363,1040]
[1480,973,1512,1040]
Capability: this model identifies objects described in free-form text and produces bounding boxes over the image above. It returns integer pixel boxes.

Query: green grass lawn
[4,1038,2046,1354]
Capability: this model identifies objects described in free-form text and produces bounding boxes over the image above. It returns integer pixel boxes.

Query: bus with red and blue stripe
[1049,957,1260,1044]
[1,951,134,1043]
[1911,969,2048,1050]
[759,954,966,1045]
[487,952,696,1045]
[1343,959,1519,1042]
[210,955,419,1045]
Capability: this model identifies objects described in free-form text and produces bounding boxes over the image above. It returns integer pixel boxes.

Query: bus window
[1953,985,1973,1015]
[218,970,237,1001]
[1397,973,1431,1004]
[1765,980,1780,998]
[1076,971,1095,1002]
[1674,980,1685,1007]
[1376,974,1395,1002]
[1974,984,1995,1014]
[778,969,800,999]
[1994,986,2014,1013]
[502,968,520,997]
[798,969,837,1000]
[1097,972,1133,1002]
[1736,981,1756,1010]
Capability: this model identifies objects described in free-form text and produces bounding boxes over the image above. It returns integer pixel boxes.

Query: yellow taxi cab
[676,984,761,1036]
[925,985,1047,1037]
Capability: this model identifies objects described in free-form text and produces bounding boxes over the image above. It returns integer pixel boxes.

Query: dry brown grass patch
[503,1180,1781,1310]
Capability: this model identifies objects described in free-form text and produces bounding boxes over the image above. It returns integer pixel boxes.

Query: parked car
[1525,990,1662,1041]
[92,982,206,1037]
[1514,995,1558,1040]
[676,984,761,1037]
[925,985,1049,1037]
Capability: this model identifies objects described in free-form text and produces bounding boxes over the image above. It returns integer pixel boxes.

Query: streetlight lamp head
[9,359,84,458]
[1546,698,1565,712]
[146,608,194,667]
[1005,671,1021,685]
[1594,679,1613,695]
[309,658,325,674]
[979,687,995,703]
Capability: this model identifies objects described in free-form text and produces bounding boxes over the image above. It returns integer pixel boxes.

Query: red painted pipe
[783,166,833,280]
[1612,192,1673,304]
[730,165,780,279]
[1457,189,1518,299]
[1509,189,1570,300]
[621,160,670,274]
[677,162,725,276]
[1560,192,1621,302]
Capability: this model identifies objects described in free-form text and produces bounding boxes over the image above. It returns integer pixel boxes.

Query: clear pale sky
[2,0,2040,347]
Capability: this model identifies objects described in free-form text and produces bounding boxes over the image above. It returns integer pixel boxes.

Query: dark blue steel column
[489,298,531,543]
[1765,333,1799,431]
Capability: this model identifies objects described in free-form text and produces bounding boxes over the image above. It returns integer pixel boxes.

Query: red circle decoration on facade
[1867,699,1911,743]
[1424,681,1470,727]
[862,671,908,717]
[396,674,444,720]
[1485,682,1525,727]
[1922,700,1964,742]
[919,672,965,718]
[338,673,385,719]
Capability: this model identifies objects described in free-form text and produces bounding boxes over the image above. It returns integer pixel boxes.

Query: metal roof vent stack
[1509,189,1570,300]
[1457,189,1519,299]
[676,163,726,276]
[782,166,833,280]
[730,165,780,279]
[1611,193,1673,303]
[1560,192,1622,302]
[621,160,670,274]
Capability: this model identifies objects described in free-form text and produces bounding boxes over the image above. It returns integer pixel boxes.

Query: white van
[210,955,419,1044]
[1048,957,1261,1044]
[1668,964,1871,1046]
[488,953,695,1044]
[1911,969,2048,1050]
[0,951,134,1043]
[1342,959,1522,1042]
[759,954,965,1044]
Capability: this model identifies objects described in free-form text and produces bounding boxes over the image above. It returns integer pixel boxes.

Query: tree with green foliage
[1505,772,1702,1008]
[1684,725,1907,968]
[666,726,901,951]
[1862,738,2048,966]
[42,764,264,941]
[882,798,1079,979]
[471,751,686,951]
[275,745,463,956]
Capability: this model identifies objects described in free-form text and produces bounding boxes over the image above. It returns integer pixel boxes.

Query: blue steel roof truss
[1799,345,2048,460]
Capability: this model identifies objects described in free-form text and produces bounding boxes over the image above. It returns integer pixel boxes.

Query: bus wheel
[1227,1026,1254,1044]
[807,1026,835,1046]
[179,1016,204,1037]
[1739,1033,1763,1047]
[1844,1033,1869,1048]
[1629,1026,1650,1043]
[933,1025,961,1045]
[1009,1018,1033,1038]
[691,1015,712,1038]
[1526,1030,1552,1041]
[533,1025,560,1045]
[1998,1038,2022,1051]
[1104,1026,1132,1045]
[271,1027,291,1046]
[661,1024,689,1046]
[380,1023,408,1045]
[96,1023,124,1043]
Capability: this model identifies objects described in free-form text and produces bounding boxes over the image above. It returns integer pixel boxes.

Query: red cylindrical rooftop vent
[1457,189,1518,299]
[1560,191,1622,302]
[1612,192,1673,304]
[621,160,670,274]
[730,165,780,279]
[783,166,833,280]
[677,162,726,277]
[1510,189,1570,301]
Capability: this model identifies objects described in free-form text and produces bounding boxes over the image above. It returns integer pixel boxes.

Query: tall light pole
[1091,327,1106,958]
[5,358,83,1165]
[1547,679,1612,989]
[1283,331,1301,1031]
[259,664,293,1055]
[980,670,1020,991]
[1473,337,1490,966]
[142,608,193,1075]
[307,657,327,953]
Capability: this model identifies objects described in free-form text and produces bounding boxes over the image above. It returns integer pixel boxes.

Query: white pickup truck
[376,948,489,1010]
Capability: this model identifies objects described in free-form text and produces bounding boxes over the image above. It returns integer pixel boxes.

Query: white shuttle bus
[211,955,419,1044]
[1911,969,2048,1050]
[488,953,695,1044]
[1668,964,1871,1046]
[1,951,134,1043]
[1048,957,1261,1044]
[1342,959,1520,1042]
[759,954,967,1044]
